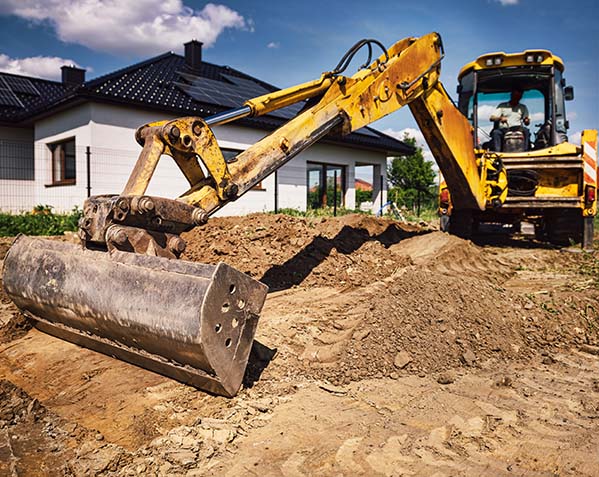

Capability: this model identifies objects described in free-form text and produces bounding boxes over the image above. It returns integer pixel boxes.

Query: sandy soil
[1,215,598,476]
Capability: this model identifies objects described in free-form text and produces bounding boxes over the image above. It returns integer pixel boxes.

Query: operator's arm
[490,104,507,124]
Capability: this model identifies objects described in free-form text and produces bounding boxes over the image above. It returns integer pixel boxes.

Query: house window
[307,162,345,209]
[49,138,76,185]
[221,147,265,191]
[355,164,375,208]
[0,140,34,180]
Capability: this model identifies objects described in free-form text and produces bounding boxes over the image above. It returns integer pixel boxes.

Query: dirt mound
[0,237,13,261]
[181,218,597,386]
[182,214,420,290]
[0,237,23,341]
[263,231,599,385]
[299,268,532,385]
[390,231,515,281]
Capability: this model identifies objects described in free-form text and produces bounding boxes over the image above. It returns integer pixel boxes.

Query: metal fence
[0,139,194,213]
[0,139,384,215]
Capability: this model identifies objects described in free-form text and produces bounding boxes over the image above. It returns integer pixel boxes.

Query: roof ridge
[84,51,175,88]
[0,70,63,85]
[170,51,279,91]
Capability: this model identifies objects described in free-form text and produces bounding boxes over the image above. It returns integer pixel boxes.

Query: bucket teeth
[2,235,268,397]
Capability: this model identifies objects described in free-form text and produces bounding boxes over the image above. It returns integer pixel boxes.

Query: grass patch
[399,206,439,223]
[273,207,370,218]
[577,252,599,287]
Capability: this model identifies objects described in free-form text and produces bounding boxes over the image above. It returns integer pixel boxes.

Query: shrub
[273,207,369,218]
[0,205,82,237]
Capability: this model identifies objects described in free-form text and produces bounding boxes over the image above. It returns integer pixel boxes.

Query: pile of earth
[1,214,597,390]
[0,237,27,342]
[249,231,599,385]
[0,237,13,261]
[295,265,536,385]
[182,213,421,290]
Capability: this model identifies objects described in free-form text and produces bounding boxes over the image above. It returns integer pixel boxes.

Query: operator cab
[457,50,574,153]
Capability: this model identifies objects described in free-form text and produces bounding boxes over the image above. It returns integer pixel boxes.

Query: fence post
[274,169,278,213]
[333,170,337,217]
[86,146,91,198]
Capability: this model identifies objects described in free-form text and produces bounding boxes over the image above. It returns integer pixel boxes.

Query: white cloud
[0,53,83,80]
[267,41,280,49]
[0,1,248,56]
[495,0,519,5]
[384,127,426,147]
[569,130,582,145]
[530,112,544,122]
[477,104,496,120]
[383,127,438,173]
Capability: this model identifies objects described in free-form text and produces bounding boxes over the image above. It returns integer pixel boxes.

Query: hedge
[0,205,82,237]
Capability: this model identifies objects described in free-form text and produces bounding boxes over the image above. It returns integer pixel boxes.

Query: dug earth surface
[0,215,598,476]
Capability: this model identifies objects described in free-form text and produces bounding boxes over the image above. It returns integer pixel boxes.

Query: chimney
[184,40,203,70]
[61,65,86,87]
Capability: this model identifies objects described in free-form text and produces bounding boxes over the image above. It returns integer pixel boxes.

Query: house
[355,178,373,191]
[0,41,412,215]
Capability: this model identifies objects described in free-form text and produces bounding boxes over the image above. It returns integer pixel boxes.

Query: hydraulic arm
[3,32,501,397]
[75,32,503,261]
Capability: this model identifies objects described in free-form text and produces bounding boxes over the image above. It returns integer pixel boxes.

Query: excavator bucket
[2,236,268,397]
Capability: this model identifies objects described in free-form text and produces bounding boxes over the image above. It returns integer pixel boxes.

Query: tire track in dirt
[212,351,599,477]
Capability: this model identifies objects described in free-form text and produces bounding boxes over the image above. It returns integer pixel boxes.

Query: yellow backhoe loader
[437,49,597,246]
[3,33,596,397]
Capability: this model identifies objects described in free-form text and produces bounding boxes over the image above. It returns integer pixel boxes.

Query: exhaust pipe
[2,236,268,397]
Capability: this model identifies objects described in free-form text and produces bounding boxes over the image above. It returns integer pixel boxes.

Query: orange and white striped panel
[583,136,597,186]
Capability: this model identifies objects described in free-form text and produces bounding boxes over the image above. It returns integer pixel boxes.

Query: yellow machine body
[436,49,597,246]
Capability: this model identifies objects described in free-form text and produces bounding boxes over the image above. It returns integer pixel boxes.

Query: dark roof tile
[0,72,69,123]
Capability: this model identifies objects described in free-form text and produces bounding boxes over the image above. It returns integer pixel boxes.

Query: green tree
[387,134,436,216]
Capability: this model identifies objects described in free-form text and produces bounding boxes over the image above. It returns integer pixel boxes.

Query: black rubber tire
[448,210,473,239]
[545,210,583,246]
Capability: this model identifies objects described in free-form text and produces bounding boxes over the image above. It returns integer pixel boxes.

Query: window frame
[48,137,76,186]
[306,161,346,209]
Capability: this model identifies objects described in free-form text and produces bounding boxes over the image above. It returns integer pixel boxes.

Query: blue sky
[0,0,597,149]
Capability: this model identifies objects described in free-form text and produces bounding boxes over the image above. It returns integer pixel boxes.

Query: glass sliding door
[325,165,343,208]
[307,164,323,209]
[307,162,345,210]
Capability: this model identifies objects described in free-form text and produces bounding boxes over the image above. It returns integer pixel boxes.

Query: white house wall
[33,104,93,212]
[24,102,387,215]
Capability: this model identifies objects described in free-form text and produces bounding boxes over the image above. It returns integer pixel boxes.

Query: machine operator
[489,88,530,151]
